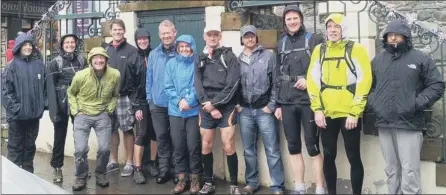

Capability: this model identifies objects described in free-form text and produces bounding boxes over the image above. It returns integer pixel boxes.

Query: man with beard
[46,34,87,183]
[369,19,445,194]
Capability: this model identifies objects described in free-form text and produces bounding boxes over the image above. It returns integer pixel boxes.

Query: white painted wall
[35,1,446,193]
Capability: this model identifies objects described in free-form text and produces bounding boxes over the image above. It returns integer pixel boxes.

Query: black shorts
[281,104,321,156]
[199,104,237,129]
[134,104,157,146]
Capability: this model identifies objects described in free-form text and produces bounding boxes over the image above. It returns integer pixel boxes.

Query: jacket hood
[87,47,110,66]
[59,34,81,53]
[134,28,152,55]
[12,34,37,55]
[325,13,349,40]
[282,5,306,34]
[175,35,196,63]
[8,40,15,49]
[382,19,411,39]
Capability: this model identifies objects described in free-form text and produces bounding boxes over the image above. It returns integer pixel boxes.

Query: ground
[9,152,276,194]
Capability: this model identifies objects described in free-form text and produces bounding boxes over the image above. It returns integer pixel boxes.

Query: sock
[316,187,326,194]
[226,152,238,186]
[135,165,141,170]
[109,160,117,164]
[202,153,214,183]
[295,183,305,191]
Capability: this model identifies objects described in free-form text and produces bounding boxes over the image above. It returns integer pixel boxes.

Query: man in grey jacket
[369,19,445,194]
[236,25,285,195]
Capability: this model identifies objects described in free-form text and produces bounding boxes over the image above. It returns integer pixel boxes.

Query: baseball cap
[204,25,221,33]
[240,25,257,37]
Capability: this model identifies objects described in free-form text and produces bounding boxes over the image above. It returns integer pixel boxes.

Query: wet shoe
[199,182,215,195]
[72,178,86,191]
[95,174,109,188]
[230,185,241,195]
[106,162,119,172]
[121,163,134,177]
[156,171,171,184]
[190,174,201,194]
[241,186,256,195]
[148,161,160,177]
[133,168,146,184]
[53,168,63,183]
[291,189,305,194]
[173,173,187,194]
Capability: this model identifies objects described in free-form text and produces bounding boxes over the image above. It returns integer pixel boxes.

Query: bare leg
[110,131,120,162]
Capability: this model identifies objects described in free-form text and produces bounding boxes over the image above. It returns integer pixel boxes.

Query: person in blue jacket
[164,35,203,194]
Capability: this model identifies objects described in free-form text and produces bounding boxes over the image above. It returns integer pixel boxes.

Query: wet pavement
[15,152,275,194]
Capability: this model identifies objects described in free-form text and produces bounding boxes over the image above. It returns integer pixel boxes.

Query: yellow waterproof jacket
[307,40,372,119]
[67,47,121,116]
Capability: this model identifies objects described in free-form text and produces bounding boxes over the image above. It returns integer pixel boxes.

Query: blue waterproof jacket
[164,35,199,118]
[146,41,175,107]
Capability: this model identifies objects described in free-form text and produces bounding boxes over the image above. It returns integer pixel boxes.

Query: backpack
[278,32,313,81]
[319,40,356,78]
[318,40,357,94]
[54,55,86,71]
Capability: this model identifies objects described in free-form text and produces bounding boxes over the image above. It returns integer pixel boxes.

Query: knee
[287,142,302,155]
[222,142,235,155]
[202,139,213,151]
[74,144,89,156]
[306,143,321,157]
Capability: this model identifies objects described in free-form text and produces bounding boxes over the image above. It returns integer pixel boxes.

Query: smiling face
[91,55,106,71]
[284,11,301,34]
[159,26,176,47]
[204,31,221,48]
[63,36,76,53]
[137,36,149,50]
[326,20,342,42]
[111,23,125,42]
[386,32,404,46]
[242,33,257,49]
[20,42,33,56]
[177,42,192,57]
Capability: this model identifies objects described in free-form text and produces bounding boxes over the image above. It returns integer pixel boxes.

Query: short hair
[110,19,126,30]
[158,20,176,31]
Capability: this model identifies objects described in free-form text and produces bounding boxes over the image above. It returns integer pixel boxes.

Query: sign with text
[74,0,91,36]
[1,1,49,16]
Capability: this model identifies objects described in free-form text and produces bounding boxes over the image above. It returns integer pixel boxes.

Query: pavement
[7,151,276,194]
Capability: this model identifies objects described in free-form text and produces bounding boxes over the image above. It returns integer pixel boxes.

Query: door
[137,7,205,52]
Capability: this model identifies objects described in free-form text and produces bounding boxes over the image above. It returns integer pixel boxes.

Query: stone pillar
[119,11,138,47]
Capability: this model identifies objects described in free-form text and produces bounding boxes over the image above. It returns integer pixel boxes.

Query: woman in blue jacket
[164,35,202,194]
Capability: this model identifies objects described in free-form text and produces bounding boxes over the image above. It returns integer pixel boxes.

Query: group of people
[2,5,445,195]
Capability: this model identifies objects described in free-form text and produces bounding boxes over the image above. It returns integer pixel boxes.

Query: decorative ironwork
[252,13,282,30]
[88,20,101,37]
[26,1,71,40]
[104,0,121,21]
[226,0,246,13]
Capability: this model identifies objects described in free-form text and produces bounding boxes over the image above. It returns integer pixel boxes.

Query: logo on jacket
[120,56,126,59]
[37,74,41,79]
[407,64,417,69]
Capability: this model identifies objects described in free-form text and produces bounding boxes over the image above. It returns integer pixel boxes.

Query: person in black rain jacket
[46,34,87,182]
[1,34,46,173]
[369,19,445,194]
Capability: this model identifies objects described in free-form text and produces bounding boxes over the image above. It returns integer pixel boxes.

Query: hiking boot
[148,161,160,177]
[133,168,146,184]
[230,185,241,195]
[53,168,63,183]
[199,182,215,195]
[241,186,256,195]
[190,174,201,194]
[95,174,109,188]
[72,178,86,191]
[173,173,187,194]
[121,163,134,177]
[106,162,119,172]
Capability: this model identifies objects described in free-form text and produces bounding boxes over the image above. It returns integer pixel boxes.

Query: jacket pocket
[396,92,416,118]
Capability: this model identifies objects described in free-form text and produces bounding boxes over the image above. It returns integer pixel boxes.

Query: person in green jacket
[67,47,120,191]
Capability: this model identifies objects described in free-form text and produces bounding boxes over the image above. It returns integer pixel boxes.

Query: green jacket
[67,47,121,116]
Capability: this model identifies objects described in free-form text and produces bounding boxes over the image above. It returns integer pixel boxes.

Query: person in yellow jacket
[67,47,121,191]
[306,13,372,195]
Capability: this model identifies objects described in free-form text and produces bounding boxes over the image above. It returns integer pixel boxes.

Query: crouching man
[67,47,121,191]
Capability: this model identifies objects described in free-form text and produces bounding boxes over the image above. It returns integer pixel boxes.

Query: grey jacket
[238,45,277,112]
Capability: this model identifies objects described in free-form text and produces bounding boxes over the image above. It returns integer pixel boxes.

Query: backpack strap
[55,56,63,71]
[220,54,227,69]
[77,54,86,69]
[319,42,327,66]
[344,40,356,78]
[304,32,312,58]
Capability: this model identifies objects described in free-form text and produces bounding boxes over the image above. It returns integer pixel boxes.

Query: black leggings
[321,117,364,195]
